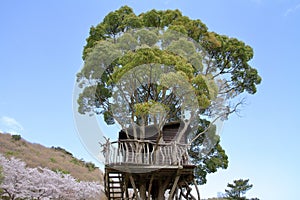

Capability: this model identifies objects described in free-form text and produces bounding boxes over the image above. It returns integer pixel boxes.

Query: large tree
[76,5,261,193]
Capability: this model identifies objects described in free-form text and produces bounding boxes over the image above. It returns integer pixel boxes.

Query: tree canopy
[76,6,261,184]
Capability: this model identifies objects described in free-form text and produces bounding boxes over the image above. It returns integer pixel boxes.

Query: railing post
[105,140,191,167]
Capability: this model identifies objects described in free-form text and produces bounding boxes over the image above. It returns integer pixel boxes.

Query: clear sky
[1,0,300,199]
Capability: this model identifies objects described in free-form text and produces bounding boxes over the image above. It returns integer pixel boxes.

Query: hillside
[0,132,103,183]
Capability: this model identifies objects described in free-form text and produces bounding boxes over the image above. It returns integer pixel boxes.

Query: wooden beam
[193,179,200,200]
[147,174,154,200]
[168,170,181,200]
[129,175,141,200]
[124,175,129,199]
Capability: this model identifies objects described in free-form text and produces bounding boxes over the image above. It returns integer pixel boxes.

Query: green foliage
[70,158,97,171]
[225,179,254,200]
[79,6,261,123]
[189,119,228,184]
[5,151,18,157]
[49,157,57,163]
[85,162,97,172]
[51,146,73,157]
[11,134,21,141]
[53,168,70,175]
[70,158,82,166]
[134,101,169,118]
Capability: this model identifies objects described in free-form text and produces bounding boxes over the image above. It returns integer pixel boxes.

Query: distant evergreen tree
[225,179,258,200]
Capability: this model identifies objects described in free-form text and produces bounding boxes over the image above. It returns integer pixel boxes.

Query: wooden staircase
[105,170,124,200]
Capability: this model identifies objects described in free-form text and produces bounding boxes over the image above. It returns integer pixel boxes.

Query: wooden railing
[103,139,191,166]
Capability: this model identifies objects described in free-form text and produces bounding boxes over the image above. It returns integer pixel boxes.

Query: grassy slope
[0,132,103,183]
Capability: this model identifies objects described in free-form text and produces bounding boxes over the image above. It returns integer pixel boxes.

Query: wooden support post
[147,174,154,200]
[168,170,181,200]
[193,179,200,200]
[124,175,129,199]
[129,175,140,200]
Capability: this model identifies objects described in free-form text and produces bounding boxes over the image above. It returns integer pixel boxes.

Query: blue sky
[1,0,300,199]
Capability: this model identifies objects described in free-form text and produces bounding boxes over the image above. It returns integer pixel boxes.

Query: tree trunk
[151,182,164,199]
[139,182,147,199]
[155,185,166,200]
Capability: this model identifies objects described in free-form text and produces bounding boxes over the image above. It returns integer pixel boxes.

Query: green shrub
[11,134,21,141]
[51,146,73,156]
[70,158,82,166]
[85,162,96,171]
[5,151,17,156]
[53,168,70,175]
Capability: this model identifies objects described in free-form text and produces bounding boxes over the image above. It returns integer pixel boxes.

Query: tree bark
[139,181,147,199]
[157,187,166,200]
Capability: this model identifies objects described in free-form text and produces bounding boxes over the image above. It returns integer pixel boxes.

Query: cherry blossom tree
[0,154,103,200]
[0,154,29,199]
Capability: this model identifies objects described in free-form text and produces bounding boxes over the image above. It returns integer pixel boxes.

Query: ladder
[105,171,124,200]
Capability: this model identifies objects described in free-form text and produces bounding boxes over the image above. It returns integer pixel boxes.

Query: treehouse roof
[118,121,190,143]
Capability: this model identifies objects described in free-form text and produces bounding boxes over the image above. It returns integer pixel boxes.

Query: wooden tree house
[103,122,200,200]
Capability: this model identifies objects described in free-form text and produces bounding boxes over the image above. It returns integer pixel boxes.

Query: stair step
[106,171,125,200]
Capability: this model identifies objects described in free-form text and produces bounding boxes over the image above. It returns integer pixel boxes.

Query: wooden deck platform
[105,163,195,174]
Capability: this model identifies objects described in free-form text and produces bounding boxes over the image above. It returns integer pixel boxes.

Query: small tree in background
[225,179,254,200]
